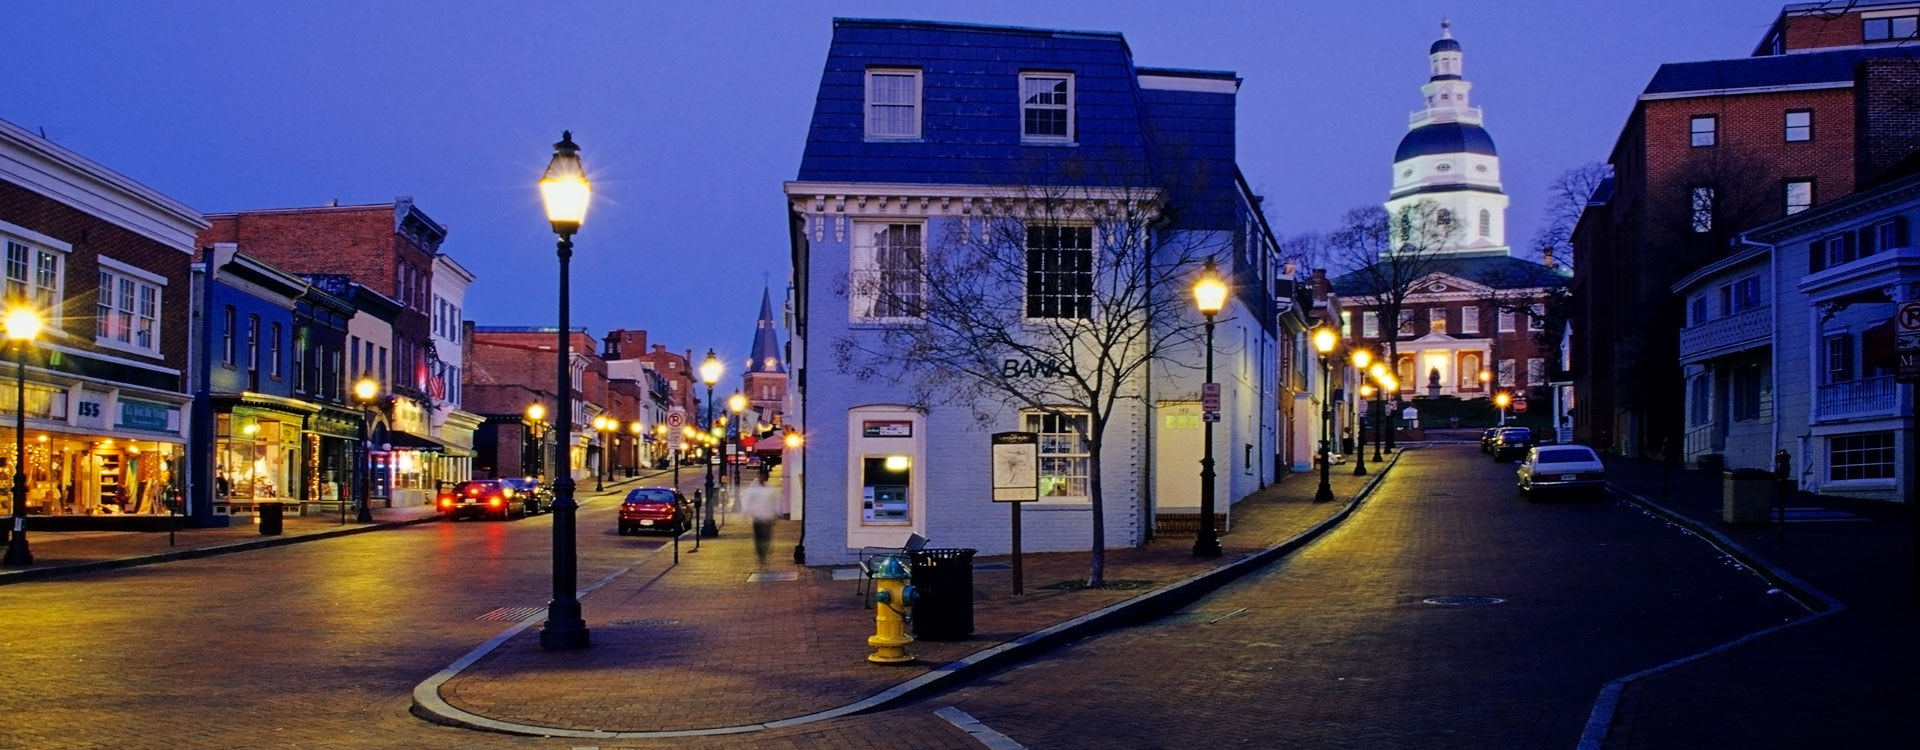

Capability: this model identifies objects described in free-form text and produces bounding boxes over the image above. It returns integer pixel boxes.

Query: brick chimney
[1309,268,1331,302]
[1542,246,1557,268]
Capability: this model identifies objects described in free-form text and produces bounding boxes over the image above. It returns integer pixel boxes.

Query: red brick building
[464,326,616,482]
[1572,2,1920,456]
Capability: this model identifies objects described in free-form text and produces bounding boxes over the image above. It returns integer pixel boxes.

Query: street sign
[1899,352,1920,385]
[1899,332,1920,352]
[1202,412,1220,423]
[668,411,685,428]
[991,432,1039,502]
[1512,399,1528,414]
[1200,382,1220,411]
[1899,301,1920,336]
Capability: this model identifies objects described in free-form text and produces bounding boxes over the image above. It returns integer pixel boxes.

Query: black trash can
[257,501,284,536]
[909,548,976,641]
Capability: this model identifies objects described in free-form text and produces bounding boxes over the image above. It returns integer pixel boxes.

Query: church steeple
[747,286,785,374]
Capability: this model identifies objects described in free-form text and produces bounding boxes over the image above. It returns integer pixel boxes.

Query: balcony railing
[1678,307,1769,363]
[1817,375,1897,422]
[1409,107,1482,126]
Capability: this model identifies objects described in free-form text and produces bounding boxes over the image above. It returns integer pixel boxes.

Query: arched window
[1479,209,1491,237]
[1460,353,1482,389]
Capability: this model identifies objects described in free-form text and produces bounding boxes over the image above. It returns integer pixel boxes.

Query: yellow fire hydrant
[867,552,917,664]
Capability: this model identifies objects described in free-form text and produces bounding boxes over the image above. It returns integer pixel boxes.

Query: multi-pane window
[1829,432,1895,481]
[1692,295,1709,324]
[850,222,924,321]
[1690,116,1717,147]
[1863,15,1918,42]
[1020,73,1074,142]
[1024,410,1090,501]
[96,267,161,355]
[1498,309,1516,333]
[1731,363,1763,421]
[1528,304,1546,331]
[1498,359,1516,387]
[1786,180,1813,214]
[1691,187,1715,232]
[865,68,921,139]
[293,327,308,393]
[1362,312,1379,338]
[270,323,283,379]
[223,307,237,365]
[1527,358,1545,386]
[247,315,260,373]
[1398,311,1415,338]
[1026,225,1093,319]
[4,239,62,311]
[1460,353,1482,389]
[1429,307,1447,335]
[1825,333,1855,384]
[1873,218,1906,252]
[1785,110,1812,142]
[1460,306,1479,334]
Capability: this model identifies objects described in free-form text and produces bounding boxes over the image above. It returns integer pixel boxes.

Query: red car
[438,480,526,521]
[618,487,693,535]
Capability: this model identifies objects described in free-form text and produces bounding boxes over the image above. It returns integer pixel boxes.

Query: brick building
[1572,1,1920,456]
[464,326,609,482]
[1,116,200,538]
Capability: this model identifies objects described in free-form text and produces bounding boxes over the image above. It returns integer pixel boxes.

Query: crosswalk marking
[936,706,1027,750]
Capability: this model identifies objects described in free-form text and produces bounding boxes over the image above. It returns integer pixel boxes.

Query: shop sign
[118,399,175,433]
[74,391,111,430]
[1000,359,1067,379]
[862,420,912,438]
[391,396,428,435]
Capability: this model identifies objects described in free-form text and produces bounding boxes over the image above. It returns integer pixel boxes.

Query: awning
[386,431,449,452]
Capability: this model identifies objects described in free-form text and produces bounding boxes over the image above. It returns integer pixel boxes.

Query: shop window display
[215,414,294,506]
[1,433,179,516]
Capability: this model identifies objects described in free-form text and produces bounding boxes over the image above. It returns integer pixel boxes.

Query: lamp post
[1191,258,1226,558]
[591,416,610,492]
[1368,363,1388,461]
[1495,391,1512,426]
[1313,325,1339,503]
[630,421,643,478]
[353,377,379,523]
[526,403,547,480]
[537,130,591,651]
[1350,349,1372,477]
[3,307,41,566]
[728,392,747,494]
[698,350,722,537]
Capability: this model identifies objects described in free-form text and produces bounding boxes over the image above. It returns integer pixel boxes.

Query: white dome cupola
[1387,19,1509,254]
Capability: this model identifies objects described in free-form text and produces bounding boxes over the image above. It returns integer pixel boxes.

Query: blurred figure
[742,480,779,564]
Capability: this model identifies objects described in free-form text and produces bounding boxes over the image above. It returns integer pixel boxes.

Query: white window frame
[1691,187,1715,233]
[1690,116,1716,147]
[1498,309,1516,333]
[1025,223,1096,321]
[865,68,922,140]
[1527,358,1545,386]
[1528,304,1546,331]
[1828,432,1896,481]
[1019,72,1075,143]
[94,256,166,357]
[1023,408,1091,504]
[1498,359,1516,387]
[849,221,926,323]
[1785,110,1812,143]
[1429,307,1447,335]
[1786,180,1813,214]
[1362,311,1379,338]
[1,222,70,329]
[1460,305,1479,334]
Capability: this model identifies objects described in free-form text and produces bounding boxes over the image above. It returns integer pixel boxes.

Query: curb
[0,514,443,587]
[407,449,1408,739]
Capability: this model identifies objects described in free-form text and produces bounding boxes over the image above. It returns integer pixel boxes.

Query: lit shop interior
[0,430,181,516]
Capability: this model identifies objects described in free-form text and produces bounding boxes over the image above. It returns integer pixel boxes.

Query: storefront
[4,382,190,527]
[305,406,361,516]
[210,395,317,515]
[385,395,442,507]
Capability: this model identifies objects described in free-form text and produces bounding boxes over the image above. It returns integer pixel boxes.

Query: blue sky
[2,0,1774,368]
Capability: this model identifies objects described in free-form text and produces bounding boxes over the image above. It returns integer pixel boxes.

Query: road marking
[935,706,1027,750]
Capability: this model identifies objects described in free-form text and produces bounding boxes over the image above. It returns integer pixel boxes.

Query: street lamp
[591,416,612,492]
[1478,369,1492,389]
[1313,325,1339,503]
[353,377,379,523]
[1350,349,1371,477]
[3,307,41,566]
[630,421,643,478]
[1368,363,1389,461]
[728,391,747,495]
[1495,391,1512,426]
[526,403,547,480]
[698,349,722,537]
[1191,257,1227,558]
[537,130,591,651]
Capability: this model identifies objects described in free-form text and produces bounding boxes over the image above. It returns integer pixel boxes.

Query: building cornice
[784,182,1164,244]
[1638,80,1851,102]
[0,118,206,252]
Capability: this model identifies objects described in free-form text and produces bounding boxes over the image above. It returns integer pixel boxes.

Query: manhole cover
[1040,579,1157,591]
[1421,596,1506,606]
[747,572,800,582]
[475,606,545,621]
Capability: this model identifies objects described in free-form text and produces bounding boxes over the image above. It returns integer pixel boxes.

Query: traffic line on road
[935,707,1027,750]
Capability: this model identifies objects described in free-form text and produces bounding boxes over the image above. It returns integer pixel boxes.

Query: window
[96,264,163,355]
[1020,72,1074,142]
[1437,209,1453,226]
[1731,363,1763,421]
[1478,209,1491,238]
[1825,333,1855,384]
[1730,276,1760,313]
[4,239,62,312]
[247,315,260,374]
[865,68,921,139]
[1824,233,1856,268]
[1786,180,1813,214]
[850,222,924,321]
[293,327,307,393]
[1362,311,1379,338]
[1397,311,1415,338]
[349,335,360,377]
[1690,116,1717,147]
[1863,15,1918,42]
[1785,110,1812,142]
[1874,217,1908,252]
[378,346,388,388]
[1691,295,1708,324]
[1460,353,1482,389]
[1691,187,1715,232]
[1528,304,1545,331]
[1527,358,1545,386]
[270,322,282,379]
[1689,375,1710,425]
[1460,306,1479,334]
[1429,307,1447,335]
[1026,225,1094,319]
[1341,311,1353,338]
[1498,309,1516,333]
[1498,359,1516,387]
[1024,410,1090,500]
[222,306,237,366]
[1829,432,1895,481]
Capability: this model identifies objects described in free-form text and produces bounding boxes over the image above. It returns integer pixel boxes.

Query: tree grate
[475,606,546,621]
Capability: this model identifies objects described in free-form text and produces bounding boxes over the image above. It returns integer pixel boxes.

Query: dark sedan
[501,478,553,515]
[1491,427,1534,462]
[438,480,526,521]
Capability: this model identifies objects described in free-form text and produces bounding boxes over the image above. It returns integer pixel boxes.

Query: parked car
[618,487,694,535]
[1480,428,1501,453]
[1517,444,1607,500]
[501,477,553,515]
[438,480,526,521]
[1490,427,1534,462]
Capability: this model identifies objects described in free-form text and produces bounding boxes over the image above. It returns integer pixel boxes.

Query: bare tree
[833,164,1223,587]
[1325,201,1462,383]
[1529,162,1611,266]
[1276,231,1326,280]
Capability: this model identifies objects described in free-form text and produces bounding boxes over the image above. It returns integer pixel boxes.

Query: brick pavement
[418,450,1403,738]
[1593,455,1920,749]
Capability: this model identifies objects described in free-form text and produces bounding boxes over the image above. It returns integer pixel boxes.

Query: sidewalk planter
[1722,469,1772,525]
[909,548,976,641]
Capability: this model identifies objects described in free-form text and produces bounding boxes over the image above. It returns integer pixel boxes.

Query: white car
[1517,444,1607,500]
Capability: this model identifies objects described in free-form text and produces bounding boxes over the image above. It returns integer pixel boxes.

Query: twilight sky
[3,0,1774,369]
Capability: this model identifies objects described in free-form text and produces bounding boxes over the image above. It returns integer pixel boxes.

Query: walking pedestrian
[743,480,779,565]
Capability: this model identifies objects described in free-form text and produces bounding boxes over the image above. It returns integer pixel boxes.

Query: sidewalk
[412,451,1403,739]
[1593,455,1920,749]
[0,470,670,586]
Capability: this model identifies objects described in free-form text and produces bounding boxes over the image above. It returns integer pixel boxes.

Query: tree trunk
[1085,438,1106,587]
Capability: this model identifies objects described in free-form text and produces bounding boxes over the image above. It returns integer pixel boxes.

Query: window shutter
[1859,226,1877,257]
[1810,241,1825,273]
[1844,232,1858,263]
[1896,216,1911,248]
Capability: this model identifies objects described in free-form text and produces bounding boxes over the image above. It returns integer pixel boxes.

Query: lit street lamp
[1191,257,1227,558]
[591,415,613,492]
[699,350,723,538]
[354,377,380,523]
[1313,325,1339,503]
[1495,391,1512,426]
[630,421,643,478]
[728,391,747,496]
[526,403,547,480]
[1350,349,1371,477]
[3,307,41,566]
[536,130,591,651]
[1369,363,1388,461]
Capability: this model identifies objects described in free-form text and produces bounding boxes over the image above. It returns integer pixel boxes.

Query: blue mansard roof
[795,18,1243,229]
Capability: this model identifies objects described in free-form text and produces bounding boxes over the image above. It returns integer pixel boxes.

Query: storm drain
[1421,596,1506,606]
[475,606,545,621]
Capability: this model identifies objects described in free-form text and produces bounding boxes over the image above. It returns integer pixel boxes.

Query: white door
[1154,402,1207,512]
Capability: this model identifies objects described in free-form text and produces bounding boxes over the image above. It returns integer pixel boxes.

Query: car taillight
[440,498,453,508]
[489,497,502,507]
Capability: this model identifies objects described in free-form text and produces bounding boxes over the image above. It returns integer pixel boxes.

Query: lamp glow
[527,403,546,421]
[1369,362,1388,380]
[4,308,40,341]
[1495,392,1512,408]
[354,377,379,402]
[1192,258,1227,315]
[699,349,722,386]
[884,455,910,472]
[1351,349,1372,370]
[784,431,803,449]
[1313,326,1338,354]
[728,392,747,414]
[539,131,590,234]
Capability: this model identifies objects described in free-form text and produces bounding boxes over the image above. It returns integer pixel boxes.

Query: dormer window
[1020,72,1074,143]
[1863,14,1918,42]
[865,68,921,139]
